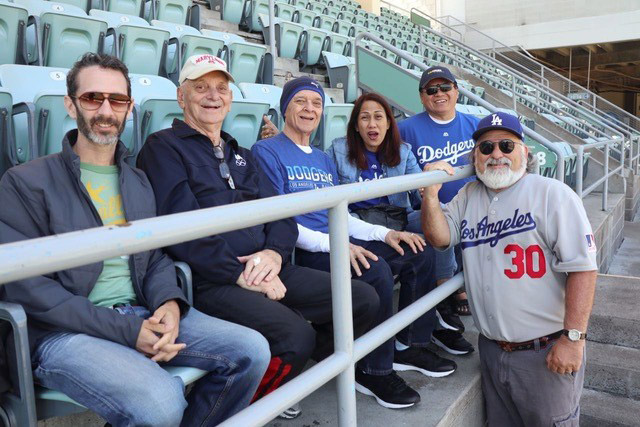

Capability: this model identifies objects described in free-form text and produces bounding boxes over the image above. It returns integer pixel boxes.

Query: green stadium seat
[315,14,336,32]
[131,73,179,147]
[274,1,295,21]
[353,13,365,26]
[52,0,91,13]
[241,0,269,32]
[15,0,108,68]
[148,0,191,25]
[334,18,352,36]
[322,51,356,103]
[200,29,268,83]
[313,103,352,151]
[294,0,308,8]
[308,1,325,15]
[292,6,317,27]
[327,32,349,55]
[224,100,270,149]
[348,23,367,37]
[151,20,224,84]
[210,0,243,24]
[89,10,170,75]
[258,14,303,59]
[105,0,145,17]
[324,5,340,18]
[298,26,330,67]
[0,89,18,175]
[338,10,355,23]
[237,82,283,127]
[0,1,29,65]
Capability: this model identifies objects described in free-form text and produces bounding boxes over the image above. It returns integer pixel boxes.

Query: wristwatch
[562,329,587,342]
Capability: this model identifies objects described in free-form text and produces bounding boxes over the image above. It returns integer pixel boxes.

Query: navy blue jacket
[137,119,298,288]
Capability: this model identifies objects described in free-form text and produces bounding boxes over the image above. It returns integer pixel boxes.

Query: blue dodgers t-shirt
[252,133,337,233]
[350,150,389,210]
[398,111,480,203]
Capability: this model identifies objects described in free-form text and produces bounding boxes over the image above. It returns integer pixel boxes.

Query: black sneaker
[393,346,457,377]
[355,370,421,409]
[431,330,475,355]
[436,302,465,332]
[277,403,301,419]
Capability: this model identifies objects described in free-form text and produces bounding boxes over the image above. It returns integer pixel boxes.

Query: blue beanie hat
[280,76,325,118]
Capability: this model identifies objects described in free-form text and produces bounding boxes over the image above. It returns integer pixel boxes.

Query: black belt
[494,330,563,352]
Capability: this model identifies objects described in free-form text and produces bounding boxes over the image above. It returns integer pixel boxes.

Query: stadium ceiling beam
[599,43,615,52]
[582,44,598,54]
[554,47,571,56]
[554,48,640,68]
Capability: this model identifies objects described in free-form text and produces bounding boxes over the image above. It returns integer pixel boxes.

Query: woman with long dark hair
[327,92,474,357]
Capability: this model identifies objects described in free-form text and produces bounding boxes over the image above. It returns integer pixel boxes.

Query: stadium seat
[0,64,71,162]
[327,32,349,55]
[200,29,268,84]
[15,0,108,68]
[237,82,282,127]
[151,20,224,84]
[0,89,18,175]
[89,10,170,76]
[258,14,303,60]
[297,26,330,68]
[131,73,180,146]
[223,98,270,149]
[322,51,356,103]
[313,103,352,151]
[274,1,295,21]
[292,6,317,27]
[0,0,30,65]
[0,262,207,427]
[104,0,145,17]
[324,5,340,18]
[146,0,197,27]
[52,0,91,13]
[241,0,269,32]
[314,14,336,32]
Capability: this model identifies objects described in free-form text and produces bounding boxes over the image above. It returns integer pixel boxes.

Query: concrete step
[589,274,640,349]
[200,6,239,33]
[275,56,300,74]
[581,388,640,427]
[585,340,640,399]
[273,69,330,88]
[608,221,640,276]
[265,316,484,427]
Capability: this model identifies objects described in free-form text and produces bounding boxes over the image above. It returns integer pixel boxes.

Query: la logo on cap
[491,114,502,126]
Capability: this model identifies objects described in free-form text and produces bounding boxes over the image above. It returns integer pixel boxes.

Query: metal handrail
[576,139,624,211]
[409,7,462,42]
[435,13,640,134]
[353,32,566,181]
[0,166,472,426]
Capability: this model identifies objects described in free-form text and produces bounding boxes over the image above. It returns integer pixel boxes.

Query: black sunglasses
[476,139,520,155]
[212,145,236,190]
[71,92,132,112]
[422,83,455,96]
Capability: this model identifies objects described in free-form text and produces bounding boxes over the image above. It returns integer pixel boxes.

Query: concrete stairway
[580,274,640,426]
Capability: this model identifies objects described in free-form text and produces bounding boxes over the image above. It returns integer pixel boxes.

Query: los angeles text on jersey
[416,138,475,165]
[460,209,536,249]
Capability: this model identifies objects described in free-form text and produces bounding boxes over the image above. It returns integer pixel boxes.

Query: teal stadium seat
[200,29,268,83]
[315,14,336,32]
[0,262,206,427]
[274,1,295,21]
[238,82,283,127]
[322,51,356,102]
[147,0,192,25]
[308,1,325,15]
[105,0,145,17]
[0,0,30,65]
[216,0,245,24]
[151,20,225,84]
[313,102,352,151]
[292,6,317,28]
[327,32,349,55]
[15,0,108,68]
[131,73,180,147]
[324,5,340,18]
[52,0,91,13]
[241,0,269,32]
[0,89,18,175]
[298,26,330,68]
[258,14,303,60]
[223,86,269,149]
[89,10,170,76]
[294,0,308,9]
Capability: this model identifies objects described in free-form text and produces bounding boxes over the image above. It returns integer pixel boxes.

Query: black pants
[194,262,379,398]
[296,239,437,375]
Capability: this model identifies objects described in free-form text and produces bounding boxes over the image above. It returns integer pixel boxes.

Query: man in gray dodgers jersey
[421,111,598,427]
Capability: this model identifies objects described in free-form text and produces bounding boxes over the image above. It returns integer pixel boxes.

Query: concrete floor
[606,209,640,276]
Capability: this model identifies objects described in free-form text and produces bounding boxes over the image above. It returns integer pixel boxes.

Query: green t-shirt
[80,163,137,308]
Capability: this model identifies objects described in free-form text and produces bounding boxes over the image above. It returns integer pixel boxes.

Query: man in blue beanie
[253,77,455,410]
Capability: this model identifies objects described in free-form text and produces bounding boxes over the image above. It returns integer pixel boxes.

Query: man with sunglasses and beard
[421,112,598,426]
[398,66,477,356]
[137,55,379,418]
[0,53,272,426]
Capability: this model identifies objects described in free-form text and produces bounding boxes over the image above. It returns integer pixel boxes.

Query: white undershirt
[296,215,391,252]
[429,114,455,125]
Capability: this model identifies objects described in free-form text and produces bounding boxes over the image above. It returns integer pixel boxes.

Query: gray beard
[76,110,124,146]
[476,151,527,190]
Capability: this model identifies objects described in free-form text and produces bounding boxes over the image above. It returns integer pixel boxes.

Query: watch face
[568,329,581,341]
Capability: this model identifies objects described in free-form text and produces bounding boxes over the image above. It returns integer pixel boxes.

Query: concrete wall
[584,193,626,273]
[457,1,640,51]
[626,173,640,221]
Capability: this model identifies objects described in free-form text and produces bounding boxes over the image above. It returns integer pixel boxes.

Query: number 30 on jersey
[503,244,547,279]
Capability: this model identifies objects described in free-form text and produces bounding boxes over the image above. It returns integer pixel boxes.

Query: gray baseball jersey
[443,173,597,342]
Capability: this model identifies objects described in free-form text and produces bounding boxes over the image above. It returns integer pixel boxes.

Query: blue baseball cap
[473,112,524,141]
[280,76,325,118]
[419,66,457,90]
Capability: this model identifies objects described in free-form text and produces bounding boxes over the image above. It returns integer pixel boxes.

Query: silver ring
[253,256,261,266]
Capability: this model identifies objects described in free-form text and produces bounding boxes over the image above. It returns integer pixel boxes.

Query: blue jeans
[407,209,457,280]
[32,307,270,426]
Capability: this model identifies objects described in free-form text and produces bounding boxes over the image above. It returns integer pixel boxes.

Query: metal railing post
[328,201,357,426]
[604,144,609,211]
[268,0,277,59]
[576,145,584,198]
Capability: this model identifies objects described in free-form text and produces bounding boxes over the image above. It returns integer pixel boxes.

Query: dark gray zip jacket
[0,130,189,355]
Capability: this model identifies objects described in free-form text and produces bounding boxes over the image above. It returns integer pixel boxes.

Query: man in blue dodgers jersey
[253,77,459,410]
[421,111,598,426]
[398,65,478,352]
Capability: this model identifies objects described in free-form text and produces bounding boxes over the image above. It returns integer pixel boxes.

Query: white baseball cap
[178,54,235,85]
